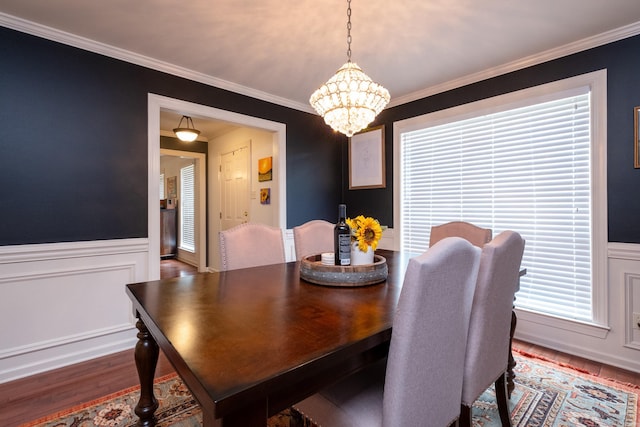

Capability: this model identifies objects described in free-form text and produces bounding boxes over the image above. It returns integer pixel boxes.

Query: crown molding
[2,12,639,112]
[0,12,314,114]
[388,21,640,108]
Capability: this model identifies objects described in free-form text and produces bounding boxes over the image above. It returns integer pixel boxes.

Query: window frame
[393,70,608,335]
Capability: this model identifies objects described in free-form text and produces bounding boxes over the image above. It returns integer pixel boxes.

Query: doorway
[160,149,206,269]
[147,94,287,280]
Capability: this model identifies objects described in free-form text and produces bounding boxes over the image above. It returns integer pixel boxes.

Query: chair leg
[495,372,512,427]
[458,404,472,427]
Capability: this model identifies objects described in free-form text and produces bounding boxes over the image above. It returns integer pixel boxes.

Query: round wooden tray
[300,254,388,287]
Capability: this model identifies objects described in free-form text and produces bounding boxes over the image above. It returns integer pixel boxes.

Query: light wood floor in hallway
[2,259,639,426]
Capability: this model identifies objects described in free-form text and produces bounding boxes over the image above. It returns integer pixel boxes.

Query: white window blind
[400,91,593,322]
[180,164,195,252]
[159,173,165,200]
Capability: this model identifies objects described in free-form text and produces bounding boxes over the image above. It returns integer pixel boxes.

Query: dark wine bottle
[334,204,351,266]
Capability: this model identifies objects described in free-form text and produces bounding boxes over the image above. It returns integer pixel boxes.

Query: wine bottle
[334,204,351,266]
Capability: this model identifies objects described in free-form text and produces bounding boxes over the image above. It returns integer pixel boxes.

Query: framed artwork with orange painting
[258,156,272,182]
[260,188,271,205]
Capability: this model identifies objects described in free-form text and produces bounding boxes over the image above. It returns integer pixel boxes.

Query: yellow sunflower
[346,215,383,252]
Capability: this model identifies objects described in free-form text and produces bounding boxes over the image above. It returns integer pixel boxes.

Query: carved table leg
[507,309,517,399]
[134,317,159,427]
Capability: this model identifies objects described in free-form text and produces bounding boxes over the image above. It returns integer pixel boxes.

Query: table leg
[507,310,517,399]
[134,317,159,427]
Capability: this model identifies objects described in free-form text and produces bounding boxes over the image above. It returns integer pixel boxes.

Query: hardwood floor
[160,257,198,278]
[2,259,638,426]
[514,340,640,385]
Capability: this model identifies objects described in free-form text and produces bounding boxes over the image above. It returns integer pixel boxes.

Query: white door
[220,146,250,230]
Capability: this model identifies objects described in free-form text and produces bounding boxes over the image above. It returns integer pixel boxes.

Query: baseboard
[515,329,640,374]
[0,327,137,383]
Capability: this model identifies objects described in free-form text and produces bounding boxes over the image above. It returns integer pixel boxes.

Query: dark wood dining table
[126,249,522,426]
[126,249,414,427]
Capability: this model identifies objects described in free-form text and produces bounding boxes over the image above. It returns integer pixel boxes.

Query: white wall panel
[0,239,149,383]
[515,242,640,373]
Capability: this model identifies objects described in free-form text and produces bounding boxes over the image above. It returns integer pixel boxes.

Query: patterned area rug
[22,350,639,427]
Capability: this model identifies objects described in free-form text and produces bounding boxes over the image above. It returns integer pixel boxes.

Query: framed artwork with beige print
[349,125,386,189]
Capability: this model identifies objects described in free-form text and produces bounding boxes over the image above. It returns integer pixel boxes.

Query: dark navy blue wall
[0,27,342,245]
[3,27,640,245]
[344,34,640,243]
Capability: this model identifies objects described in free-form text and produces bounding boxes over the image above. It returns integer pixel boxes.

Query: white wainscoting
[515,242,640,373]
[0,239,149,383]
[3,235,638,382]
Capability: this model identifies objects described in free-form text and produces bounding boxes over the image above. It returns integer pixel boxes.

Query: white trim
[0,12,312,114]
[148,94,287,279]
[0,238,148,263]
[623,272,640,350]
[0,262,136,284]
[609,242,640,261]
[0,323,134,359]
[0,328,136,383]
[1,12,639,112]
[590,70,609,325]
[394,70,608,326]
[515,309,609,339]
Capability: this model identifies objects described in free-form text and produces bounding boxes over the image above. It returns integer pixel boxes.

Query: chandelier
[309,0,390,137]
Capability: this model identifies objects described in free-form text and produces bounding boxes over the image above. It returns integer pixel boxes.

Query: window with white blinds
[180,164,195,252]
[398,79,602,323]
[159,173,165,200]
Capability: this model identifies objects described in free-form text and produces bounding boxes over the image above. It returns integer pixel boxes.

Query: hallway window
[180,164,195,252]
[395,71,607,327]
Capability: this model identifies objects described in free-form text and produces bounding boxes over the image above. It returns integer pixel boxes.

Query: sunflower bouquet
[346,215,383,252]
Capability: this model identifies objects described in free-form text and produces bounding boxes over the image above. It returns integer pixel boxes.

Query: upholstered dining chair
[292,219,334,261]
[429,221,492,248]
[293,237,482,427]
[219,222,286,271]
[459,230,525,427]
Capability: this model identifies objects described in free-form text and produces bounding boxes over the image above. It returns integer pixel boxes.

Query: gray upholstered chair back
[293,237,481,427]
[382,237,481,426]
[429,221,492,248]
[461,230,525,406]
[219,222,285,271]
[293,219,334,260]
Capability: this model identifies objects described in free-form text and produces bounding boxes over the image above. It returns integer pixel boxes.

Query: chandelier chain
[346,0,352,62]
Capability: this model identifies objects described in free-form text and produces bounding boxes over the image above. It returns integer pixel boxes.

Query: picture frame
[635,106,640,168]
[258,156,273,182]
[260,188,271,205]
[167,176,177,198]
[349,125,386,189]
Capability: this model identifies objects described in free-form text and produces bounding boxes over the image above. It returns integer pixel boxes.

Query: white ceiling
[2,0,640,138]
